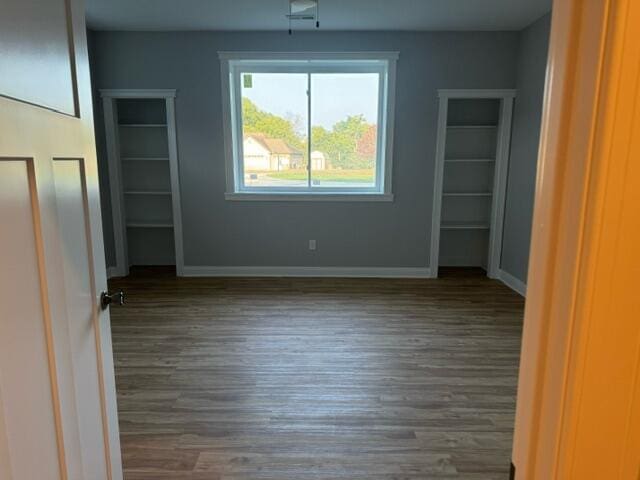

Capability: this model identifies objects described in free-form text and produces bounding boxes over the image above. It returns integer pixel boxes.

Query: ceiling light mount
[287,0,319,34]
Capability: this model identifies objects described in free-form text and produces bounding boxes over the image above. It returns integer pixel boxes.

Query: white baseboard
[498,269,527,297]
[182,265,432,278]
[114,264,525,292]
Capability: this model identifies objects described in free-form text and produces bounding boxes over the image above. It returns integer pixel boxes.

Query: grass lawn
[265,169,375,183]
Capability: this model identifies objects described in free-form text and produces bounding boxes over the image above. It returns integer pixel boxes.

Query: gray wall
[89,30,521,269]
[500,14,551,283]
[88,31,117,267]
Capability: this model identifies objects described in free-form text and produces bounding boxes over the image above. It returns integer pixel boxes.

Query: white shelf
[445,158,495,163]
[126,222,174,228]
[447,125,497,129]
[431,93,515,276]
[441,222,490,230]
[103,93,184,273]
[121,157,169,162]
[124,191,172,196]
[443,192,493,197]
[119,123,167,128]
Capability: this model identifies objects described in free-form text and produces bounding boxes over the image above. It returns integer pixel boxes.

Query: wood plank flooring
[109,268,524,479]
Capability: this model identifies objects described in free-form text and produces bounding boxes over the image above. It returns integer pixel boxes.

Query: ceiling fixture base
[287,0,320,34]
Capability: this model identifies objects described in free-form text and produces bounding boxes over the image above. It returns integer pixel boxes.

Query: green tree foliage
[312,115,374,169]
[310,125,332,160]
[242,97,376,169]
[242,98,307,155]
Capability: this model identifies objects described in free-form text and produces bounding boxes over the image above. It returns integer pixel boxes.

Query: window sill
[224,192,394,202]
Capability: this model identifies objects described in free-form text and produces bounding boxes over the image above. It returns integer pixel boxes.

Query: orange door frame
[512,0,640,478]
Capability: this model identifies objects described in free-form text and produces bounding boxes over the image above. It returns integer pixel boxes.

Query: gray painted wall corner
[500,12,551,286]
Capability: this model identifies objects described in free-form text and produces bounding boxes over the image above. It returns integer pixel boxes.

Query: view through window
[223,56,396,196]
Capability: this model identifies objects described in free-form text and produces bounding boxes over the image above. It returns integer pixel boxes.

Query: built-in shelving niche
[430,90,515,278]
[101,90,184,276]
[117,99,175,266]
[440,99,499,268]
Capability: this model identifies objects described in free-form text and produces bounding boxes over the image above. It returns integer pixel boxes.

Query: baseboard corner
[498,269,527,297]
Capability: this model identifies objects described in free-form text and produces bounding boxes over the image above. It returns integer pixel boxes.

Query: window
[219,52,398,201]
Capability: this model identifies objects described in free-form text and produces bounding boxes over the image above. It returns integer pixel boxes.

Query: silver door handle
[100,290,125,310]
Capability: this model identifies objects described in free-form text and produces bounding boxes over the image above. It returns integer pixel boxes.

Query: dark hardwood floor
[109,268,524,479]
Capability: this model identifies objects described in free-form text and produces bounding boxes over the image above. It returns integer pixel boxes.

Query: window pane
[310,73,379,188]
[240,73,308,188]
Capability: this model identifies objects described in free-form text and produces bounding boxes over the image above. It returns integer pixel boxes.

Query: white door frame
[429,89,516,278]
[100,89,184,276]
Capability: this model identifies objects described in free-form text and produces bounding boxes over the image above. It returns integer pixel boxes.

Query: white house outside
[243,134,304,171]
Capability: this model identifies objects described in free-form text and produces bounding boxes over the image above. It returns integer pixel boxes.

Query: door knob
[100,290,125,310]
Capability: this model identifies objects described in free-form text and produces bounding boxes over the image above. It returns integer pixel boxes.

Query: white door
[0,0,123,479]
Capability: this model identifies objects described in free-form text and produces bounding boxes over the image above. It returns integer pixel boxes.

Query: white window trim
[219,51,399,202]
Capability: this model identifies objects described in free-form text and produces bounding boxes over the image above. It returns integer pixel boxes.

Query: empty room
[3,0,640,479]
[92,1,549,477]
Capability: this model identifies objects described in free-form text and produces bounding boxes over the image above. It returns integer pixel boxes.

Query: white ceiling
[85,0,552,32]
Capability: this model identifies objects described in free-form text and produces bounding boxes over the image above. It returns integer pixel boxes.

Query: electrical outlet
[308,239,317,251]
